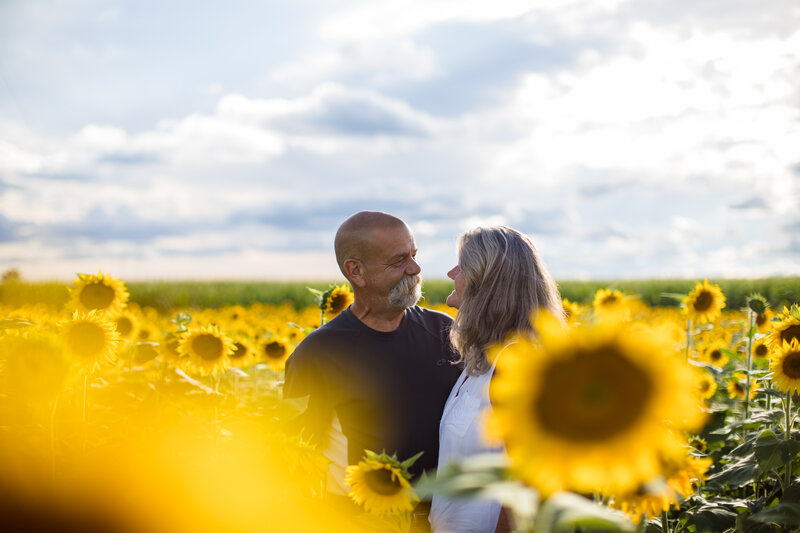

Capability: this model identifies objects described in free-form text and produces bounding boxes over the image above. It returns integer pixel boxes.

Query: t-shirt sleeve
[282,345,334,447]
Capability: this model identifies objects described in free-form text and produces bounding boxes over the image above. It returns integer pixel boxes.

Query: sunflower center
[192,334,223,361]
[755,344,768,357]
[535,346,652,442]
[780,325,800,345]
[264,342,286,359]
[116,317,133,337]
[601,295,619,306]
[782,352,800,380]
[165,339,181,357]
[79,282,115,310]
[710,349,722,362]
[67,322,106,357]
[364,468,403,496]
[693,291,713,312]
[231,342,248,359]
[756,314,767,327]
[328,294,347,314]
[698,380,711,393]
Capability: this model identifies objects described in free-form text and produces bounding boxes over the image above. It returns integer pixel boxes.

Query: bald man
[283,212,460,496]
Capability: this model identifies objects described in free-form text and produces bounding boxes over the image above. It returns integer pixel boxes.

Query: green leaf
[706,455,760,488]
[400,450,424,470]
[752,429,800,474]
[661,292,689,302]
[750,503,800,526]
[681,503,739,533]
[534,493,635,533]
[790,305,800,321]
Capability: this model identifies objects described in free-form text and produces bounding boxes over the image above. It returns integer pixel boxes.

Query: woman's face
[446,264,466,308]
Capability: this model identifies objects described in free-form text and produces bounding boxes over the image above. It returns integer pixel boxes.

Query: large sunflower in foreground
[321,284,354,321]
[178,325,234,376]
[683,280,726,324]
[59,311,121,368]
[765,305,800,352]
[769,339,800,395]
[69,270,129,316]
[344,451,419,515]
[487,313,706,496]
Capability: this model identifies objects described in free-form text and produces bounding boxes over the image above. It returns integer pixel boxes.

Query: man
[283,211,461,497]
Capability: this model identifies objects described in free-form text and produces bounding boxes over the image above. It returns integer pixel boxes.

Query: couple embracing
[283,211,562,533]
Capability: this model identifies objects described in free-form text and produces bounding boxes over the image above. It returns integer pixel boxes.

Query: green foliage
[3,276,798,311]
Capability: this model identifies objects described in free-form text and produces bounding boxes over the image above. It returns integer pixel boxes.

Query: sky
[1,0,799,282]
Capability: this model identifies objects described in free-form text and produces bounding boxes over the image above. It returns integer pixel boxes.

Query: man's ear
[343,258,367,288]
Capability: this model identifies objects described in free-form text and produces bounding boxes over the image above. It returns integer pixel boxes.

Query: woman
[429,226,563,533]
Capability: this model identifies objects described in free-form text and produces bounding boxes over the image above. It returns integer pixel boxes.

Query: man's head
[334,211,422,310]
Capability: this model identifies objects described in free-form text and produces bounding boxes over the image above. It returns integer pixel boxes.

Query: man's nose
[406,257,421,276]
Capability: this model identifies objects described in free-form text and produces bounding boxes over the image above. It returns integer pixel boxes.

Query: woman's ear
[343,258,367,288]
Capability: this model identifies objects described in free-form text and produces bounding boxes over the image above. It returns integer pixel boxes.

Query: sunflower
[700,341,729,368]
[727,372,759,400]
[179,325,234,377]
[752,337,770,359]
[592,288,628,319]
[610,452,712,522]
[683,280,726,324]
[261,336,292,370]
[696,370,718,400]
[769,339,800,395]
[59,311,121,368]
[766,305,800,351]
[487,313,706,496]
[561,298,584,323]
[69,270,130,316]
[159,334,186,366]
[755,309,774,334]
[321,284,354,321]
[113,312,138,340]
[228,337,257,369]
[344,451,419,515]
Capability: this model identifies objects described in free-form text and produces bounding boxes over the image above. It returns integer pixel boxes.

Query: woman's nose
[447,265,459,280]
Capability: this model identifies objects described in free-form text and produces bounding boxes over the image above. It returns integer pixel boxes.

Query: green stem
[685,319,693,359]
[785,393,793,490]
[661,511,670,533]
[744,311,754,421]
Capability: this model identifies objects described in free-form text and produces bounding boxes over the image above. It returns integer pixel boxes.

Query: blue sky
[1,0,799,281]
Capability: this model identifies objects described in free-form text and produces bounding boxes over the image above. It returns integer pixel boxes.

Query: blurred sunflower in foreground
[69,271,130,316]
[487,313,706,496]
[683,280,726,324]
[345,450,419,516]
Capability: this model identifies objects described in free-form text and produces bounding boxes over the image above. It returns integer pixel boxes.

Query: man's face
[363,225,422,309]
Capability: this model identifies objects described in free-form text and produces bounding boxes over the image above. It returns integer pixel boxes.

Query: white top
[429,366,504,533]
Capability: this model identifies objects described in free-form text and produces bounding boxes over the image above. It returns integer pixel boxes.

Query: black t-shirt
[283,305,461,478]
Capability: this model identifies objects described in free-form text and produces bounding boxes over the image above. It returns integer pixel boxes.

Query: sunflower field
[1,272,799,532]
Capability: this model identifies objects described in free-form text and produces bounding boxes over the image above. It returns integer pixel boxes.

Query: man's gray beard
[387,274,422,309]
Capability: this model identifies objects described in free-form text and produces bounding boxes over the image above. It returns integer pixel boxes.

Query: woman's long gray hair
[450,226,563,376]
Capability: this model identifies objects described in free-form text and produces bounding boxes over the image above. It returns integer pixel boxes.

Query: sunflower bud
[746,293,768,315]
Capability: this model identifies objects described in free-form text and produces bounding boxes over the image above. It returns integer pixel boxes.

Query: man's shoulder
[406,305,454,326]
[405,305,454,340]
[290,310,361,359]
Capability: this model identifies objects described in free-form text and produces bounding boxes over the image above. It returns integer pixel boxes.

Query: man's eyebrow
[385,249,417,264]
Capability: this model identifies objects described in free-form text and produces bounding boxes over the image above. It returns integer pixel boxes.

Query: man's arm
[282,348,334,448]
